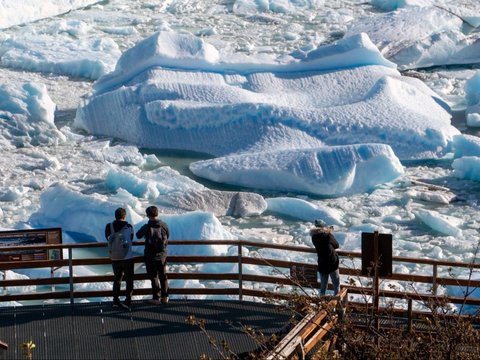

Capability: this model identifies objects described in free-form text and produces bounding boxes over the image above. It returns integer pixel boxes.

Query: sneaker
[148,299,161,305]
[161,297,169,304]
[120,302,131,311]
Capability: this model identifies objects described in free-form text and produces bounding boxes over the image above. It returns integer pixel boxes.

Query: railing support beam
[238,243,243,301]
[68,247,74,304]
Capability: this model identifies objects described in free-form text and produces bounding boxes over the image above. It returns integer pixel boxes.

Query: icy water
[0,0,479,297]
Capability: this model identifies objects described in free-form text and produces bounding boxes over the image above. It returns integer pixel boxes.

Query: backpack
[147,225,168,255]
[107,223,131,260]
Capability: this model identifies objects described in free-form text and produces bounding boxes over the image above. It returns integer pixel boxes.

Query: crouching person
[136,205,169,305]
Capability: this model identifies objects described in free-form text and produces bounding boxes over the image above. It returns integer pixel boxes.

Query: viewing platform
[0,300,292,359]
[1,238,480,359]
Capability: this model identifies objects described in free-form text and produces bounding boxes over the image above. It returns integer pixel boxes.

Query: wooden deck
[0,300,292,360]
[2,238,480,359]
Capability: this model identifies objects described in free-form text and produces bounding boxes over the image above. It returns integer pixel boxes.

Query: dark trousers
[112,258,134,305]
[145,253,168,299]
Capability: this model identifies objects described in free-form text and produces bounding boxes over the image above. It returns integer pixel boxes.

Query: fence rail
[1,239,480,307]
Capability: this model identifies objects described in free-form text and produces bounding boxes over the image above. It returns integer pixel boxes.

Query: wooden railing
[266,288,347,360]
[1,239,479,359]
[1,240,480,308]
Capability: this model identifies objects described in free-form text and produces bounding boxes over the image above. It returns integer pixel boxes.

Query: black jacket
[311,227,339,274]
[136,218,169,255]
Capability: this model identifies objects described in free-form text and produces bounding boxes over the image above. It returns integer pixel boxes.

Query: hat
[314,219,327,228]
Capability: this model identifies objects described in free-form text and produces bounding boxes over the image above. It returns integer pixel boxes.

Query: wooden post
[432,264,438,296]
[238,243,243,301]
[51,267,55,292]
[373,231,380,332]
[68,247,74,304]
[407,298,413,332]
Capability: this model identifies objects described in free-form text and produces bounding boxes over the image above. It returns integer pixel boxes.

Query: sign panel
[361,232,392,277]
[0,228,62,262]
[290,265,318,287]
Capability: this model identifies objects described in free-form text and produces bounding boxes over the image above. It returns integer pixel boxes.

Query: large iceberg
[73,29,461,195]
[75,30,458,160]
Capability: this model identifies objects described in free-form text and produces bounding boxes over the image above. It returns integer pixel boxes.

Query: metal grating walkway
[0,300,292,360]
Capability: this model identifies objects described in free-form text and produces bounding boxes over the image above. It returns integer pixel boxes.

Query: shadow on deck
[0,300,292,360]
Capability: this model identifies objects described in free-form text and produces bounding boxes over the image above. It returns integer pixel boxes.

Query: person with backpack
[105,207,135,310]
[310,219,340,296]
[136,205,169,305]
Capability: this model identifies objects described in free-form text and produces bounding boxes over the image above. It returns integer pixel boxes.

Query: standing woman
[310,219,340,296]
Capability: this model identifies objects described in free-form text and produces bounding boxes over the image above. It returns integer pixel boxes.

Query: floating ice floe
[79,140,146,166]
[402,178,456,204]
[371,0,432,11]
[190,144,404,196]
[0,32,121,80]
[452,156,480,182]
[105,165,204,199]
[403,188,456,205]
[414,208,462,237]
[0,0,98,29]
[0,82,66,148]
[465,72,480,127]
[347,4,480,69]
[265,197,345,226]
[232,0,322,15]
[29,184,233,256]
[1,270,36,295]
[373,0,480,28]
[452,134,480,158]
[160,189,267,218]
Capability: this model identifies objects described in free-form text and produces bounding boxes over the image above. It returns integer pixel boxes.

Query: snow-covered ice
[75,31,459,162]
[0,0,98,30]
[189,144,404,196]
[348,4,480,70]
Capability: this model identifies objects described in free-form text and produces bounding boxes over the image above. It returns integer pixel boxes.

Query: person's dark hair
[115,207,127,220]
[146,205,159,218]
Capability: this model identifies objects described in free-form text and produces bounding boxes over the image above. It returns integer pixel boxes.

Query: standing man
[310,219,340,296]
[136,205,170,305]
[105,207,134,310]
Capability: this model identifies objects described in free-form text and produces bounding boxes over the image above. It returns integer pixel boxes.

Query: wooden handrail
[2,239,479,269]
[1,239,479,309]
[4,254,478,294]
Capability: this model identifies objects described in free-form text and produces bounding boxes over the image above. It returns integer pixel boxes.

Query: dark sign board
[361,232,392,277]
[290,265,318,287]
[0,228,62,262]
